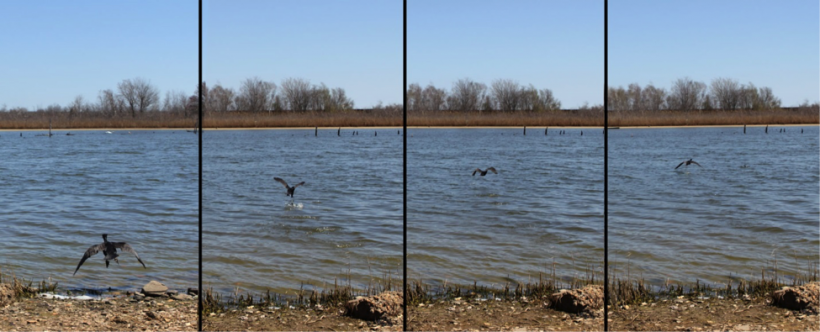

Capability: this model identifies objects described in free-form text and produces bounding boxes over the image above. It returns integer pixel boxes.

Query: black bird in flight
[675,159,702,170]
[472,167,498,176]
[73,234,146,276]
[274,177,305,198]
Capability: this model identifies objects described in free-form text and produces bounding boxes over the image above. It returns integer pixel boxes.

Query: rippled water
[203,129,402,295]
[408,128,604,287]
[0,130,198,291]
[609,126,820,285]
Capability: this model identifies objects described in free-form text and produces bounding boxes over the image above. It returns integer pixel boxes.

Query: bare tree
[449,78,486,112]
[98,89,124,117]
[421,84,447,112]
[710,77,741,110]
[118,78,160,117]
[330,87,354,111]
[641,84,666,111]
[518,85,539,111]
[280,78,312,112]
[627,83,642,111]
[667,77,705,111]
[163,90,189,114]
[491,79,521,112]
[208,84,235,112]
[607,86,629,111]
[756,86,781,110]
[235,77,275,112]
[406,83,423,113]
[538,88,561,111]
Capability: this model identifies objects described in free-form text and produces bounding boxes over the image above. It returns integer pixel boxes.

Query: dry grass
[408,263,603,306]
[0,111,197,130]
[204,110,400,128]
[607,259,820,306]
[203,270,399,315]
[408,110,604,127]
[0,268,58,299]
[610,108,819,127]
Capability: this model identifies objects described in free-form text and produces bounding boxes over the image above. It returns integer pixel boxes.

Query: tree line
[0,76,364,117]
[198,77,360,113]
[607,77,792,112]
[406,78,572,113]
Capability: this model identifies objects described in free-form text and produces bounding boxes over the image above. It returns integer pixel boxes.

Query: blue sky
[609,0,819,106]
[0,1,197,110]
[408,0,604,108]
[204,0,402,107]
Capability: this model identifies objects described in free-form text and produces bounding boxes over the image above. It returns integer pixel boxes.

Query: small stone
[142,281,169,296]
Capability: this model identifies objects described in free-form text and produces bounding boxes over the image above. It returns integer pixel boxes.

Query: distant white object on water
[105,131,113,134]
[38,293,95,301]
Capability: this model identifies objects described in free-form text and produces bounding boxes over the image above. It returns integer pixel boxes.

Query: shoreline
[2,123,817,132]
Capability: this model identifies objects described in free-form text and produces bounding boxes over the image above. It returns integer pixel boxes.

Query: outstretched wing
[273,177,289,188]
[675,161,685,169]
[113,242,147,269]
[292,181,305,188]
[690,161,702,167]
[487,167,497,174]
[472,168,480,176]
[74,243,104,276]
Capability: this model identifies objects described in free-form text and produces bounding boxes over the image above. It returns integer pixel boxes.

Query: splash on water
[285,202,304,210]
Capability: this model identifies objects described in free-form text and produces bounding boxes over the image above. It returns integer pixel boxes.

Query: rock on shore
[344,291,403,321]
[548,284,603,314]
[771,282,819,312]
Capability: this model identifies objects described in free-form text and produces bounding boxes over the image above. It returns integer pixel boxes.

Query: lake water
[0,130,198,292]
[203,129,402,295]
[407,128,605,287]
[609,126,820,286]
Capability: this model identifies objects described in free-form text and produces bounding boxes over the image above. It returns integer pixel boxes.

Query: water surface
[408,128,604,287]
[609,126,820,285]
[203,129,402,295]
[0,130,198,291]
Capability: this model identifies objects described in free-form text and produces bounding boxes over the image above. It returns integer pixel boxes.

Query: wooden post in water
[545,127,548,136]
[375,131,377,136]
[523,126,526,136]
[48,119,52,137]
[765,125,768,134]
[743,124,746,134]
[315,126,318,137]
[581,131,583,136]
[338,128,340,136]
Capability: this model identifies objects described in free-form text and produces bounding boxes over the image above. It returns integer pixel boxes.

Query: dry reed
[609,108,818,127]
[607,259,820,307]
[204,110,400,128]
[408,110,604,127]
[408,263,603,306]
[0,111,197,130]
[202,269,398,315]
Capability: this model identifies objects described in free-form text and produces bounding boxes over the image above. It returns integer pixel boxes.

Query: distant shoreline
[3,124,817,132]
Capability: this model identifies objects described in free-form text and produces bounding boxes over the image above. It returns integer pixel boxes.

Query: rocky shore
[0,281,197,332]
[203,291,404,331]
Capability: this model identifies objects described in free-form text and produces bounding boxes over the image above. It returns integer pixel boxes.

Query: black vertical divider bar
[402,0,408,329]
[603,0,609,330]
[198,0,203,330]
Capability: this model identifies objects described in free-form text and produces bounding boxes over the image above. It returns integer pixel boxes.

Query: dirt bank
[408,297,603,331]
[0,295,196,331]
[609,295,818,331]
[202,303,403,331]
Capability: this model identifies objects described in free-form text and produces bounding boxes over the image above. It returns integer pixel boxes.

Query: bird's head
[102,234,108,241]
